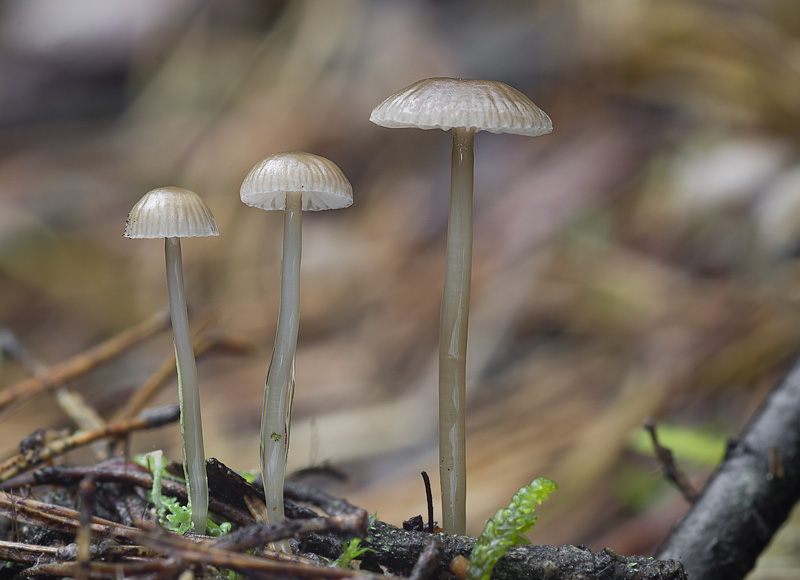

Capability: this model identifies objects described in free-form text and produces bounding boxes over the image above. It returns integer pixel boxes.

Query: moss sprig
[467,477,558,580]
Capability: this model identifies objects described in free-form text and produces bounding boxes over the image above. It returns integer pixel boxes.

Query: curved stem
[165,237,208,532]
[439,127,475,535]
[261,192,302,551]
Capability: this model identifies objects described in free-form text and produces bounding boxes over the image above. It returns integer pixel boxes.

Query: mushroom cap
[124,186,219,239]
[370,77,552,136]
[240,151,353,211]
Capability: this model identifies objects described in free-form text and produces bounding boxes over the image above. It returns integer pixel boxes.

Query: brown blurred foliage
[2,1,800,574]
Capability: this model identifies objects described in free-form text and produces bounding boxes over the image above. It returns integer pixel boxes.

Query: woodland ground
[1,1,800,578]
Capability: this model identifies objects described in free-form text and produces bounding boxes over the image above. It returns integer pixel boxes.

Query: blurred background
[1,0,800,575]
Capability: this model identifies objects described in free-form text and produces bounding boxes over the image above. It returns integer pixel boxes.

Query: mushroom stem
[439,126,475,535]
[164,236,208,533]
[261,191,302,551]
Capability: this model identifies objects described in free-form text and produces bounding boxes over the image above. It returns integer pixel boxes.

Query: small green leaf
[333,515,377,568]
[334,538,375,568]
[207,519,232,537]
[162,496,194,535]
[137,452,232,537]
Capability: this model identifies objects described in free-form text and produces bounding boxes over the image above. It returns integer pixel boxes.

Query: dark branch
[305,519,686,580]
[657,356,800,580]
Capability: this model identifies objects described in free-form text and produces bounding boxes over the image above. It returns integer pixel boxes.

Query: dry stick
[1,327,105,433]
[644,417,698,502]
[0,309,170,416]
[0,490,141,543]
[75,476,96,580]
[0,329,45,374]
[108,328,251,462]
[0,405,180,482]
[32,542,157,563]
[244,493,271,524]
[26,464,255,527]
[23,557,181,579]
[133,520,386,580]
[212,511,368,552]
[0,330,108,456]
[111,328,252,423]
[0,539,61,566]
[0,494,298,578]
[110,352,177,423]
[53,389,106,435]
[657,355,800,580]
[110,318,212,423]
[283,481,362,516]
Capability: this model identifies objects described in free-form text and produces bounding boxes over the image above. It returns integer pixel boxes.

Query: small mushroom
[370,77,552,535]
[240,151,352,541]
[124,186,218,533]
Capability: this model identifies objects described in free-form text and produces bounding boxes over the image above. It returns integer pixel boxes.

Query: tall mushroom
[240,151,353,542]
[124,186,219,533]
[370,77,552,535]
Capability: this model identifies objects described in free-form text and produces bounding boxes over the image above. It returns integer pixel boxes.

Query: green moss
[467,477,558,580]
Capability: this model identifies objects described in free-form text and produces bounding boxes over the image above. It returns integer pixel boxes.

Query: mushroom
[370,77,552,535]
[124,186,218,533]
[240,151,353,540]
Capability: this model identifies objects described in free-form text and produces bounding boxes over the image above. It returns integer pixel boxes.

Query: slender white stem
[165,236,208,533]
[261,191,302,551]
[439,127,475,535]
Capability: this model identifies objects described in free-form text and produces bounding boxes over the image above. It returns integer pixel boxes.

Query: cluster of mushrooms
[123,77,552,542]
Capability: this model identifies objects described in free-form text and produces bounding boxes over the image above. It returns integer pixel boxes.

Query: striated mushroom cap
[124,186,219,239]
[240,151,353,212]
[370,77,552,136]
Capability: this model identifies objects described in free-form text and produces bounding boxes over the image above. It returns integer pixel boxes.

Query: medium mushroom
[370,77,552,535]
[240,151,353,540]
[124,186,218,533]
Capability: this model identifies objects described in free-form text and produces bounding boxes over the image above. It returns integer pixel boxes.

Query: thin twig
[110,316,215,423]
[0,329,48,375]
[133,520,385,580]
[1,326,108,433]
[22,557,179,579]
[211,511,368,551]
[119,330,252,423]
[22,463,256,527]
[0,490,142,543]
[644,417,698,502]
[0,538,61,565]
[284,481,362,516]
[0,310,170,416]
[0,538,164,577]
[75,476,96,580]
[0,406,180,482]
